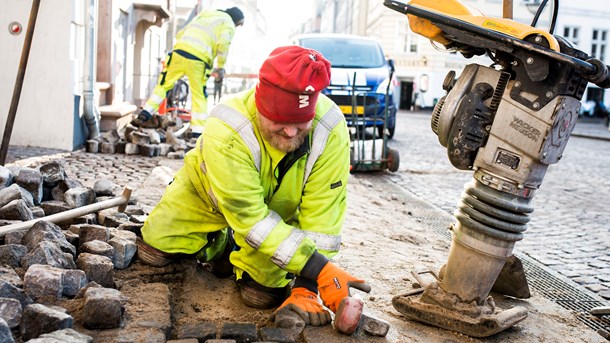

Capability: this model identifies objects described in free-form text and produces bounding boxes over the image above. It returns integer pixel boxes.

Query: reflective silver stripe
[198,134,204,154]
[303,105,343,188]
[304,231,342,252]
[179,17,225,58]
[245,211,283,249]
[219,30,232,42]
[272,228,306,268]
[210,105,261,172]
[186,22,217,38]
[180,36,213,56]
[246,213,341,267]
[148,93,164,103]
[270,229,341,268]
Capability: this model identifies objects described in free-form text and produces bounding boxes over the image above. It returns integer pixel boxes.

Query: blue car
[291,34,397,138]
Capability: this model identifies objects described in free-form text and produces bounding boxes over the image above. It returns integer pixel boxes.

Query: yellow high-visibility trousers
[143,52,209,130]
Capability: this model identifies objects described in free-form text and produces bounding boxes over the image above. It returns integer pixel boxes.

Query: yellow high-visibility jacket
[142,89,350,288]
[173,10,236,69]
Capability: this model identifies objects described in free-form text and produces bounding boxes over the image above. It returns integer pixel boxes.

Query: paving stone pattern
[6,150,160,191]
[3,112,609,310]
[6,116,610,304]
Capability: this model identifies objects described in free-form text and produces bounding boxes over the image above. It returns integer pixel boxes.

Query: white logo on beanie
[299,95,309,108]
[299,85,316,108]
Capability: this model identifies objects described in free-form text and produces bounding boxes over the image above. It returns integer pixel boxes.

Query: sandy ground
[116,160,601,343]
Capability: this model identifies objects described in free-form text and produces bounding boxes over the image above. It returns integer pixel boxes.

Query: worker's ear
[236,19,244,27]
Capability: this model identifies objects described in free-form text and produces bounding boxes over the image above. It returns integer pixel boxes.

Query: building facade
[2,0,607,151]
[311,0,610,112]
[0,0,264,151]
[1,0,175,151]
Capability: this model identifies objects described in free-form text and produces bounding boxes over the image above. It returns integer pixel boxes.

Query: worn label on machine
[495,149,521,170]
[509,116,542,142]
[483,20,521,37]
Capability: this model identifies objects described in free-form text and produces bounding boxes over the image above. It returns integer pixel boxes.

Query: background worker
[134,7,244,137]
[212,68,223,103]
[137,46,370,326]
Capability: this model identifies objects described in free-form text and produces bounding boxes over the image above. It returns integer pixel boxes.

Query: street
[3,110,609,342]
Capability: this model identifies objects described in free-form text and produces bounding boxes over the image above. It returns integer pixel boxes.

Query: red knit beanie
[256,46,331,123]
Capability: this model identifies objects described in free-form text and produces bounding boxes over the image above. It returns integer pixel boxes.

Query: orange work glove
[316,262,371,313]
[272,287,332,326]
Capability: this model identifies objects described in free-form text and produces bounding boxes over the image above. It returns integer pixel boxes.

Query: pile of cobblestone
[0,160,147,342]
[85,117,195,159]
[0,158,295,343]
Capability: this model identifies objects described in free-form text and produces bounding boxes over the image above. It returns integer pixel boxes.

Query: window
[396,19,418,55]
[591,29,608,61]
[298,37,385,68]
[562,26,579,47]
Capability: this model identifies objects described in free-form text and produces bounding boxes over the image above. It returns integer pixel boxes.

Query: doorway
[399,81,414,110]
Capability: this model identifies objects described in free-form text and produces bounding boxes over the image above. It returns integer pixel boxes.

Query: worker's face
[257,113,313,153]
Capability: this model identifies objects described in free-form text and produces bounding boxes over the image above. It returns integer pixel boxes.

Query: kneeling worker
[137,45,370,326]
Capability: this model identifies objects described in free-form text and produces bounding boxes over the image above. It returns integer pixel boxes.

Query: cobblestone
[5,149,162,192]
[2,111,608,339]
[585,284,610,293]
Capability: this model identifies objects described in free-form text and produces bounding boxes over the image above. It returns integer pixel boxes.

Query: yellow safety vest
[173,10,236,68]
[143,88,350,288]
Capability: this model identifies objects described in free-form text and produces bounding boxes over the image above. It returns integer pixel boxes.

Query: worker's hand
[271,287,331,326]
[316,262,371,313]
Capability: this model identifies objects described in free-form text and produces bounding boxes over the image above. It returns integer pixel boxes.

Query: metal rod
[503,0,513,19]
[0,187,132,238]
[0,0,41,165]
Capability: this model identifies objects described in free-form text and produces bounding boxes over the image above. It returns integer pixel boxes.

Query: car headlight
[375,78,392,94]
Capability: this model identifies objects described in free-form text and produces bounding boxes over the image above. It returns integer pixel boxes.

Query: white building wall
[551,1,610,107]
[111,5,129,104]
[0,0,79,150]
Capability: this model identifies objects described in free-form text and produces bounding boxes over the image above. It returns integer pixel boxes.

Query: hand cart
[346,63,400,172]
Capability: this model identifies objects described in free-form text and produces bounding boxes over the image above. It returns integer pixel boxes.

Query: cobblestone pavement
[385,110,610,302]
[3,112,609,340]
[6,149,161,191]
[6,114,609,304]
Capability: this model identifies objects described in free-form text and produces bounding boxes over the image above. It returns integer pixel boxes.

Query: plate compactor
[384,0,610,337]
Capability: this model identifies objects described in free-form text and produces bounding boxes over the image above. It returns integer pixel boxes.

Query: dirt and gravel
[4,145,602,342]
[112,159,601,343]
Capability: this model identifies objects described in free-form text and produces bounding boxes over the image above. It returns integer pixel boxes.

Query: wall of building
[552,1,610,107]
[0,0,81,150]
